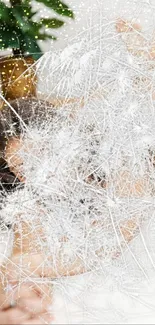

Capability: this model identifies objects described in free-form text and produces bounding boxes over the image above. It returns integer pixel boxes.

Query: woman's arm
[5,221,86,281]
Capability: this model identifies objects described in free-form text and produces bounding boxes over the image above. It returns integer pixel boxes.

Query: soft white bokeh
[36,0,155,51]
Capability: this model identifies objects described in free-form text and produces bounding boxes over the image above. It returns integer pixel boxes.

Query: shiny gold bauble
[0,56,37,109]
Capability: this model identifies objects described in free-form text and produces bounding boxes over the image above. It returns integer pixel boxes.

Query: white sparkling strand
[1,13,155,323]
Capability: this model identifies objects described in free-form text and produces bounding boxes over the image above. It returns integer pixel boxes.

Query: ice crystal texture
[1,15,155,324]
[1,20,155,276]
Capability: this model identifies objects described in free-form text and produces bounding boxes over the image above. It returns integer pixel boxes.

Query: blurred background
[0,0,155,104]
[1,0,155,54]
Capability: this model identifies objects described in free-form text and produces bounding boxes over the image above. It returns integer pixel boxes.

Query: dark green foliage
[0,0,74,60]
[35,0,74,18]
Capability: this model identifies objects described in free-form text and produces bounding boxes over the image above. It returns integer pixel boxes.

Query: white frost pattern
[1,13,155,324]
